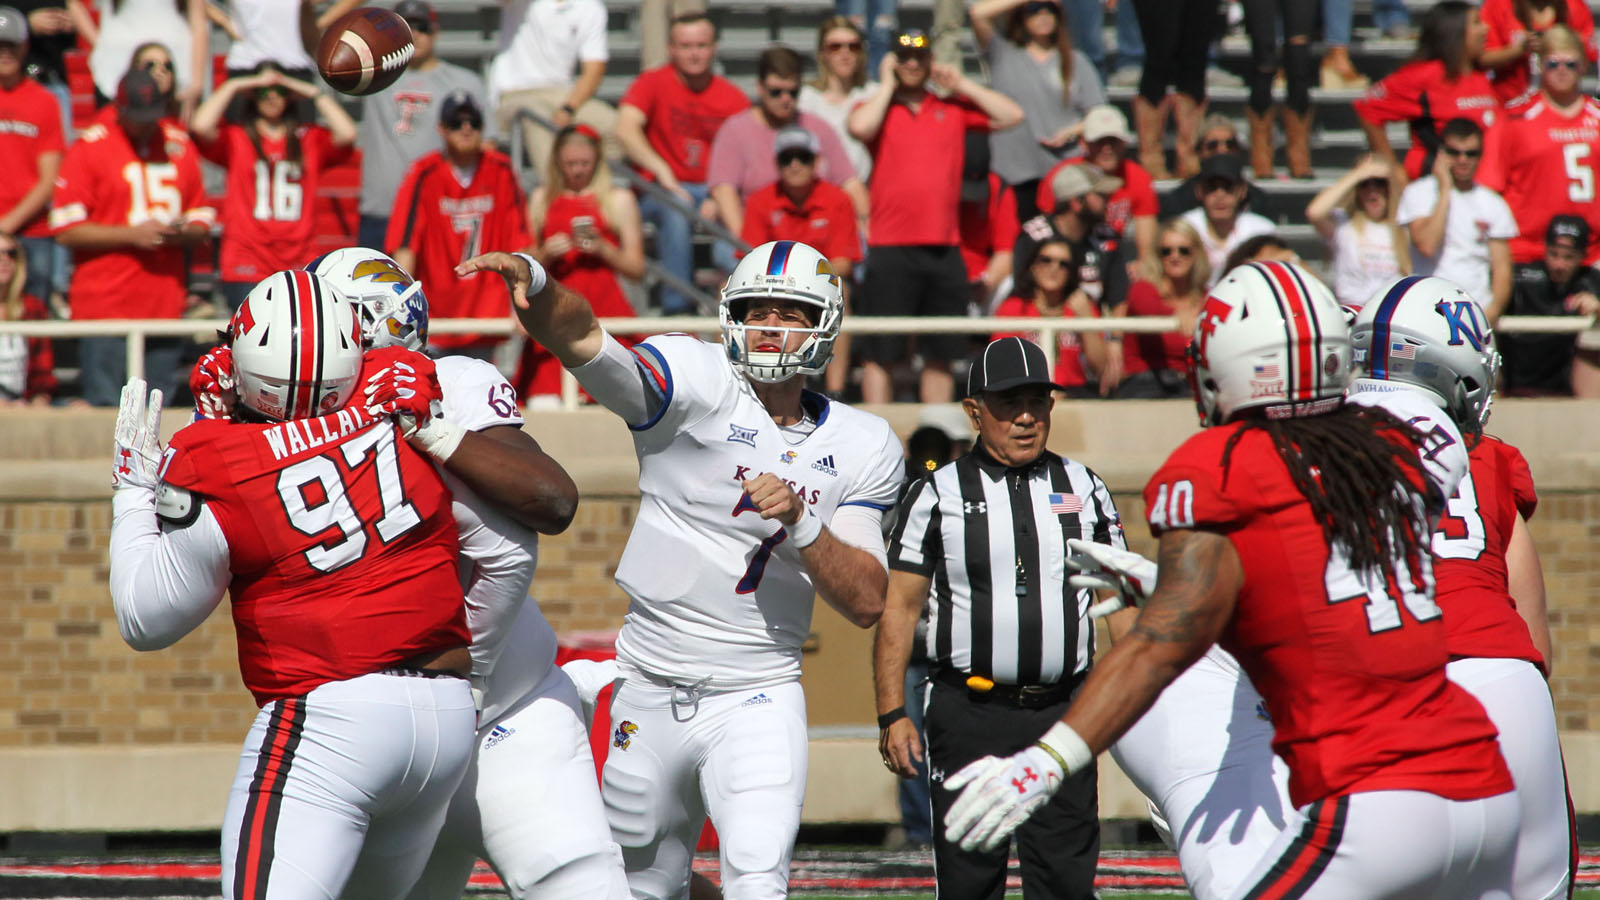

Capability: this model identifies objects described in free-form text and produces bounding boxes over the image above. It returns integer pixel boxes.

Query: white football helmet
[1189,260,1353,426]
[1350,275,1500,433]
[305,247,429,351]
[719,240,844,384]
[229,270,365,422]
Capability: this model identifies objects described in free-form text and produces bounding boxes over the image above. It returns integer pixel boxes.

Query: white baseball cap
[1082,105,1133,144]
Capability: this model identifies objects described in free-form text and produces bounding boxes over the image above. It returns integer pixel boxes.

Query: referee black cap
[967,337,1070,397]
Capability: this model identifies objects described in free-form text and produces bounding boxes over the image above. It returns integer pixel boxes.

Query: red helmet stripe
[291,271,321,419]
[1259,261,1318,401]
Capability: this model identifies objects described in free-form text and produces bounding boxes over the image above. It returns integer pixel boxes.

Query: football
[316,7,415,96]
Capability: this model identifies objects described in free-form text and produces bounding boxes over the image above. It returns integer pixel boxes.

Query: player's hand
[742,472,805,527]
[457,251,548,312]
[879,717,924,778]
[113,377,165,491]
[189,345,235,421]
[1067,538,1156,618]
[943,746,1064,852]
[363,346,441,433]
[562,657,620,731]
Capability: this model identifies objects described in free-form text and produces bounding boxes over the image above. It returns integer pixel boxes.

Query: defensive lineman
[459,239,902,900]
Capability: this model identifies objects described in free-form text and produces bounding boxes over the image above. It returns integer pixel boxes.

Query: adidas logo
[484,723,516,749]
[741,692,773,707]
[811,454,838,477]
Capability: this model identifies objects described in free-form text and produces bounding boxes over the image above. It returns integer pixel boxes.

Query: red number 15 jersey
[1143,411,1513,809]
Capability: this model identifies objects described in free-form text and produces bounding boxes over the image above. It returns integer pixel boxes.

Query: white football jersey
[438,355,557,722]
[1346,384,1468,500]
[610,335,903,688]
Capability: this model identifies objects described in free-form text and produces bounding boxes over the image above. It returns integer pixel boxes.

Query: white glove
[943,722,1095,852]
[562,657,620,731]
[408,411,466,462]
[113,378,164,491]
[1066,538,1157,619]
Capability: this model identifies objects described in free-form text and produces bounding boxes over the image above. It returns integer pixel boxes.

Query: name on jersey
[439,195,494,216]
[732,465,821,505]
[263,406,377,461]
[1546,127,1600,142]
[0,119,39,137]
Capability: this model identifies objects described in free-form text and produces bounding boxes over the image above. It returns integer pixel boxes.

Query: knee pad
[602,746,668,850]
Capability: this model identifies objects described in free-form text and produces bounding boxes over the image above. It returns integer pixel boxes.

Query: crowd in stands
[4,0,1600,408]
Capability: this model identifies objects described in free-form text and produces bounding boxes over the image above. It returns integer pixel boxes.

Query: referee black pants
[925,679,1099,900]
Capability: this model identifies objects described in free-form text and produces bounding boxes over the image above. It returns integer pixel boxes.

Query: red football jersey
[1481,96,1600,264]
[0,78,64,238]
[198,123,354,282]
[1481,0,1597,104]
[387,149,531,349]
[1036,157,1158,233]
[991,295,1097,389]
[1353,61,1504,181]
[49,120,213,319]
[1145,423,1513,808]
[159,410,469,706]
[1431,435,1543,665]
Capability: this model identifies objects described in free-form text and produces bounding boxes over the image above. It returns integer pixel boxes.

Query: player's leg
[1447,657,1573,900]
[603,675,708,900]
[1224,789,1519,900]
[475,669,628,900]
[398,726,485,900]
[338,675,478,900]
[701,683,809,900]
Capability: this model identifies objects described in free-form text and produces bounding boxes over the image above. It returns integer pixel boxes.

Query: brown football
[316,7,415,96]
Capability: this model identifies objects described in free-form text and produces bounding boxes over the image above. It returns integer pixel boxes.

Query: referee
[874,337,1125,900]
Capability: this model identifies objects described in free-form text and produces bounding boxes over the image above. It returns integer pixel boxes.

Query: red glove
[190,345,235,420]
[363,346,442,433]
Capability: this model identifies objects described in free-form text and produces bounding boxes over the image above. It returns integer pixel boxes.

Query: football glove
[362,347,465,460]
[943,721,1094,852]
[189,345,234,421]
[113,378,164,491]
[1066,539,1158,619]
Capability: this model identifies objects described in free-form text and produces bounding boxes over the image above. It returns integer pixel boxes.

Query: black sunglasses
[765,86,798,99]
[0,247,17,259]
[1159,245,1193,257]
[1033,254,1073,269]
[1021,0,1058,14]
[1545,58,1581,71]
[141,59,174,73]
[1441,146,1481,159]
[824,40,862,52]
[777,149,815,166]
[1202,137,1240,153]
[445,116,482,131]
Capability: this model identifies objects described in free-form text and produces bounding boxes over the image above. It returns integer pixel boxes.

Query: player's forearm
[1506,515,1554,670]
[516,279,606,367]
[440,426,578,534]
[803,530,886,628]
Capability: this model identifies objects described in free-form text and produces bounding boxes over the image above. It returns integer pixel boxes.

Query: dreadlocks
[1220,403,1444,575]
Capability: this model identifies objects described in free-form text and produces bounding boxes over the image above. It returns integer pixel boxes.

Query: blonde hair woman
[0,232,56,406]
[798,16,875,181]
[1306,155,1412,308]
[1118,219,1209,397]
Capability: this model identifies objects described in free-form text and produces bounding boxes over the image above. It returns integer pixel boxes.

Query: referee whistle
[966,675,995,692]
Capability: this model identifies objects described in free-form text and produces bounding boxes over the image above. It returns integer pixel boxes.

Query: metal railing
[2,314,1592,410]
[506,109,752,315]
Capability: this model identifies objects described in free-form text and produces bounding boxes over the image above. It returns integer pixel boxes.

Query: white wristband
[788,508,822,548]
[512,252,548,297]
[412,417,467,462]
[1036,721,1094,777]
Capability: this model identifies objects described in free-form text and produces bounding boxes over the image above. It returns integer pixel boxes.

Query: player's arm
[110,488,231,650]
[744,473,887,627]
[436,425,578,535]
[461,251,605,366]
[875,568,931,777]
[1505,513,1554,671]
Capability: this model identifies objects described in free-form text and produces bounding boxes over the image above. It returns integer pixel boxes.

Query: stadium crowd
[4,0,1600,407]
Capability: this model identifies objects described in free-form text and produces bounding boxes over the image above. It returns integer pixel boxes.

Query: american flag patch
[1253,363,1280,378]
[1048,493,1083,514]
[1390,342,1416,359]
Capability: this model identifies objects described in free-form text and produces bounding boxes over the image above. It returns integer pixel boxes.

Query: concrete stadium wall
[2,400,1598,831]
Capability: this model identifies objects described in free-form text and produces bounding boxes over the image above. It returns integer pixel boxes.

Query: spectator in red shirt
[992,236,1106,397]
[741,126,861,396]
[0,231,56,405]
[1116,218,1207,398]
[517,123,645,406]
[1355,2,1503,181]
[847,28,1023,403]
[1036,105,1158,268]
[191,65,357,309]
[388,90,532,361]
[616,11,749,315]
[0,9,64,310]
[50,69,213,406]
[1478,0,1595,104]
[957,133,1019,312]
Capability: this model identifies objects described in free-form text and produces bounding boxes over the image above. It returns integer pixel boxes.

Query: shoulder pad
[156,482,202,528]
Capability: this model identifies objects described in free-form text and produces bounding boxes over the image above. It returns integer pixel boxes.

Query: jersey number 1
[276,426,422,573]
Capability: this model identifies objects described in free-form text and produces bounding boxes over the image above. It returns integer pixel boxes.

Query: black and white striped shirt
[888,447,1125,684]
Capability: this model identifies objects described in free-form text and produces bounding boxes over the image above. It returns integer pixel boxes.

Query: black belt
[378,665,467,681]
[931,666,1078,709]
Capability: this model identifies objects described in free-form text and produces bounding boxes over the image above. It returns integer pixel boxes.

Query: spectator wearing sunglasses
[1158,113,1275,222]
[707,46,865,257]
[1034,106,1158,267]
[191,63,356,309]
[0,8,64,308]
[848,27,1023,403]
[799,16,876,182]
[1397,117,1516,319]
[969,0,1104,224]
[992,236,1107,398]
[88,0,205,120]
[1477,0,1595,105]
[1480,25,1600,268]
[1307,155,1411,309]
[388,89,533,359]
[1116,218,1208,398]
[357,0,490,253]
[1177,153,1275,286]
[740,126,861,396]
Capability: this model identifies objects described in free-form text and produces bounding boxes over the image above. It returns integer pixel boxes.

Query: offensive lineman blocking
[460,239,902,900]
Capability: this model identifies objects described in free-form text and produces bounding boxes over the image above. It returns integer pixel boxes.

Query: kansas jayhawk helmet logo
[613,720,639,750]
[352,257,411,284]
